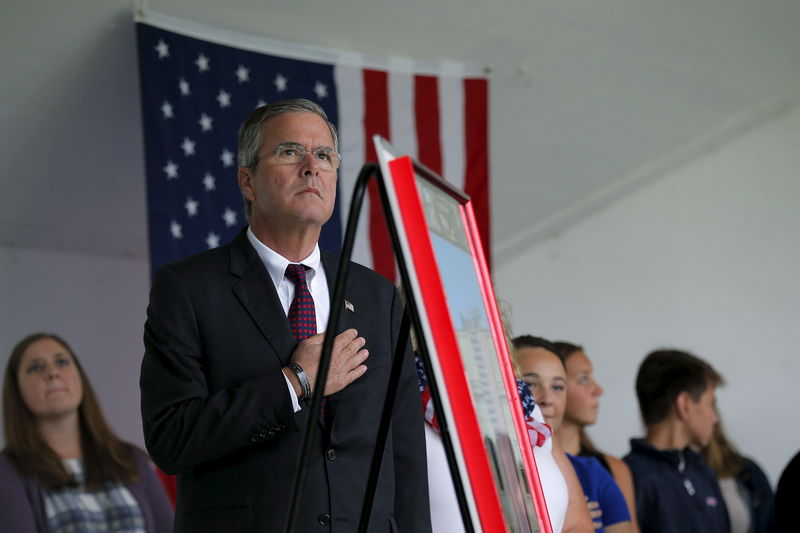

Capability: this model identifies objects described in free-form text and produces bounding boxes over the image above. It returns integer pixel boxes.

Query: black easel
[285,163,474,533]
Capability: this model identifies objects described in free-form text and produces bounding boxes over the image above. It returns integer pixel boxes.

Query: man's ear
[675,391,693,421]
[237,167,255,202]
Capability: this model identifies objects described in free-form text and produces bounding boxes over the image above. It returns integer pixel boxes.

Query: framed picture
[375,137,551,533]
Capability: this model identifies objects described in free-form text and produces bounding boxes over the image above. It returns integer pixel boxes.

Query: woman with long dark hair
[552,341,638,532]
[1,333,173,533]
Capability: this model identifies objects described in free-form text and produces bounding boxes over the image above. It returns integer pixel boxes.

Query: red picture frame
[375,137,552,533]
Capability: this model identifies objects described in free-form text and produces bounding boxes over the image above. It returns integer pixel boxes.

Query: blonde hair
[703,419,744,478]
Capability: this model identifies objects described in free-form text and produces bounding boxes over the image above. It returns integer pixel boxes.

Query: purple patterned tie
[285,264,317,340]
[285,264,326,420]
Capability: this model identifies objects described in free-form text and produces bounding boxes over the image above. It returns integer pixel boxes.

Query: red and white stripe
[335,66,489,281]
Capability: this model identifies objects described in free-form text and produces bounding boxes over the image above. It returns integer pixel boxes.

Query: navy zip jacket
[624,438,730,533]
[736,457,775,533]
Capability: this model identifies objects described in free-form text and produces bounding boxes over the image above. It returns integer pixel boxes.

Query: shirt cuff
[283,371,302,413]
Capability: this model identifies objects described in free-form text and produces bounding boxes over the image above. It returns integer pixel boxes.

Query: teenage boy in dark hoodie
[624,349,730,533]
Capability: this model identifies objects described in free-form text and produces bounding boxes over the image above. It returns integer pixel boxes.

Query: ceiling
[1,0,799,265]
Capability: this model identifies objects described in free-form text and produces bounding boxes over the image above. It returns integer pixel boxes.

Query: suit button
[326,449,336,460]
[318,514,330,526]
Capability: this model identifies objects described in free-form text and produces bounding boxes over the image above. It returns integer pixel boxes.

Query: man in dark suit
[140,99,430,532]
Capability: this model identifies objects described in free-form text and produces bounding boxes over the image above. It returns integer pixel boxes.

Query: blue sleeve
[568,454,631,527]
[593,461,631,526]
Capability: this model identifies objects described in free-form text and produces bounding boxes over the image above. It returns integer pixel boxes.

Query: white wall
[495,101,800,485]
[0,246,150,448]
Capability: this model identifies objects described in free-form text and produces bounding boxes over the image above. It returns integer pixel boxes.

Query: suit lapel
[321,251,353,335]
[320,251,355,431]
[229,230,295,365]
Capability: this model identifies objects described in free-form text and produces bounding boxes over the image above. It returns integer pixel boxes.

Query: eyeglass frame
[249,142,342,171]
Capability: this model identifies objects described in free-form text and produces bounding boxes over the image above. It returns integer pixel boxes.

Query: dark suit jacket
[140,230,430,532]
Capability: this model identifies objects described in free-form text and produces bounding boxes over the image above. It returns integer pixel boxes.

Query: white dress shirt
[246,227,330,412]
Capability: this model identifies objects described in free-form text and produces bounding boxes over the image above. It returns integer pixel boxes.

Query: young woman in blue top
[515,336,632,533]
[554,342,640,533]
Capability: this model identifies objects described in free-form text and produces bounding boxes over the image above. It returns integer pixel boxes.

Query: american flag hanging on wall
[136,11,490,279]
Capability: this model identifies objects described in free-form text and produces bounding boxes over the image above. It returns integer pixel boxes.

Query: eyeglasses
[253,142,341,171]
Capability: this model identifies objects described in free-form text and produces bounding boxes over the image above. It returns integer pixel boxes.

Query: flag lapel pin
[344,300,355,312]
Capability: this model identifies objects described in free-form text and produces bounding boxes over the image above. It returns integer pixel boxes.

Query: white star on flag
[222,207,238,227]
[274,73,288,92]
[256,99,267,108]
[220,149,234,167]
[206,232,220,249]
[184,197,199,216]
[202,173,216,191]
[313,81,328,99]
[181,137,196,156]
[161,101,174,118]
[155,40,169,59]
[235,65,250,83]
[178,78,191,96]
[195,54,210,72]
[163,160,179,179]
[199,113,213,132]
[216,89,231,108]
[170,220,182,239]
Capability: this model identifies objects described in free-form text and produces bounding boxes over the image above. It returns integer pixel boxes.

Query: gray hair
[237,99,339,221]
